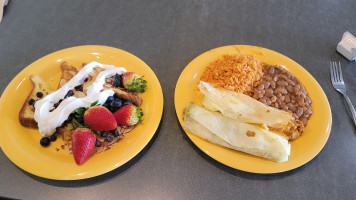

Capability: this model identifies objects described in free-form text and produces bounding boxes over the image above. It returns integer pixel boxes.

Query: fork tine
[338,61,344,82]
[333,61,339,82]
[330,62,335,83]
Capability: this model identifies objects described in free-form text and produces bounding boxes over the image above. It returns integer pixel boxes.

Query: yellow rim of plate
[0,45,164,180]
[175,45,332,174]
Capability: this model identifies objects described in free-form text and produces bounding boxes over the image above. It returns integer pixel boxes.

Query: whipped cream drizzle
[34,61,126,136]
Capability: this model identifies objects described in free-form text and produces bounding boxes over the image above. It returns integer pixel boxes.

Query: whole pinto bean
[285,95,291,103]
[263,81,271,88]
[270,80,276,89]
[264,75,272,81]
[275,87,287,95]
[265,89,273,97]
[298,98,305,107]
[273,75,278,82]
[277,80,288,87]
[286,79,296,86]
[257,84,264,90]
[260,98,267,104]
[277,74,288,80]
[271,95,277,102]
[286,85,293,93]
[306,106,312,115]
[301,117,308,126]
[296,107,304,118]
[287,103,296,112]
[279,95,285,102]
[294,84,301,92]
[281,104,288,110]
[268,67,275,75]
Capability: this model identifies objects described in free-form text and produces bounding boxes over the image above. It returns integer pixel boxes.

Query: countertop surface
[0,1,356,199]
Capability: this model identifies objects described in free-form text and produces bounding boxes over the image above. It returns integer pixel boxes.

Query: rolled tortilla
[198,81,301,136]
[183,103,290,162]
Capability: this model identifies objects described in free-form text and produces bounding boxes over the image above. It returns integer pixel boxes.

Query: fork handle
[342,93,356,126]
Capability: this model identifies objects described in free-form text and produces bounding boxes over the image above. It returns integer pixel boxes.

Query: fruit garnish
[113,105,143,126]
[84,106,117,131]
[71,128,96,165]
[122,72,147,93]
[40,137,50,147]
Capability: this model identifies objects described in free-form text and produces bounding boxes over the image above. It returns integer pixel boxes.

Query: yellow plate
[175,45,331,174]
[0,45,163,180]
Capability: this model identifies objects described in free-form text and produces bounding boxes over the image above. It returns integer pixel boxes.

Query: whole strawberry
[84,106,117,131]
[113,105,143,126]
[71,128,96,165]
[122,72,147,93]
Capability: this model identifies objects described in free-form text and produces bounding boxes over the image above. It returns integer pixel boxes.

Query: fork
[330,61,356,125]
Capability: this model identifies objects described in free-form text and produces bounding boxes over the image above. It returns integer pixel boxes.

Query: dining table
[0,0,356,199]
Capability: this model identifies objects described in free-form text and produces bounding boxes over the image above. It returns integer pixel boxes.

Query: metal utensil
[330,61,356,125]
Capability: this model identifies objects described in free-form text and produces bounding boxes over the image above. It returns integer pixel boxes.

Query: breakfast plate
[175,45,331,174]
[0,45,164,180]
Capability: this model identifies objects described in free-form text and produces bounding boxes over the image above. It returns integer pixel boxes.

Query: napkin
[337,31,356,61]
[0,0,9,23]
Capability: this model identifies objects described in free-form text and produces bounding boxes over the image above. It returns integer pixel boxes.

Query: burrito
[183,103,291,162]
[198,81,302,137]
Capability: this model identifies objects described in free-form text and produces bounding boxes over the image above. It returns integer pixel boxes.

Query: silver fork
[330,61,356,125]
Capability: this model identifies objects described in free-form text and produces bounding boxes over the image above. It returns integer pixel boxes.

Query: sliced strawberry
[71,128,96,165]
[113,105,143,126]
[122,72,147,93]
[84,106,117,131]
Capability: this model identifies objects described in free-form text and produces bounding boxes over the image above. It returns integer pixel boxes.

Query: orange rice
[200,54,264,93]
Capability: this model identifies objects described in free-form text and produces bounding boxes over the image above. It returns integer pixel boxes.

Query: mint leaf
[91,100,99,107]
[75,107,86,115]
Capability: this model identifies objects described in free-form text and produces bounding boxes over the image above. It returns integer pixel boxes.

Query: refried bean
[248,65,312,127]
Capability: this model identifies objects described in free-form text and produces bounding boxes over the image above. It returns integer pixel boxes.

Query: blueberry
[74,84,83,91]
[40,137,50,147]
[100,132,108,137]
[28,99,35,105]
[50,135,57,142]
[123,101,133,106]
[112,74,123,87]
[95,139,101,147]
[110,100,122,108]
[103,103,111,109]
[66,114,73,122]
[36,92,43,98]
[106,135,113,142]
[106,96,114,103]
[53,99,63,109]
[109,107,118,113]
[112,128,119,137]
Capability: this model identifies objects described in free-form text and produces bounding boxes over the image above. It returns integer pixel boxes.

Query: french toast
[18,75,52,128]
[57,62,79,89]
